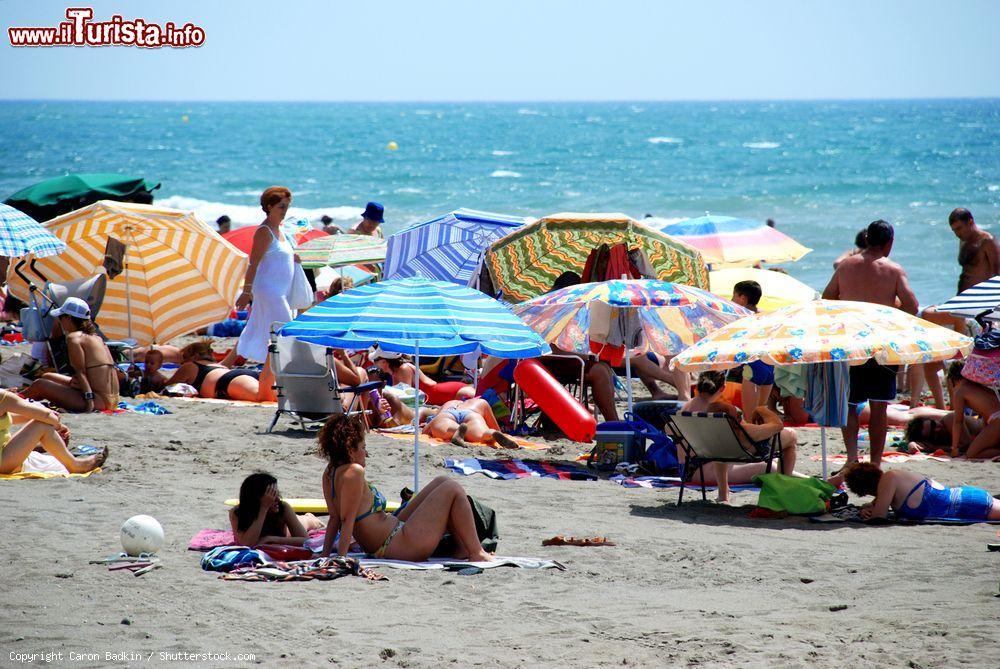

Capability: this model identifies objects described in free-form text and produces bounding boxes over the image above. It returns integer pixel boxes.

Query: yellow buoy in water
[181,114,189,123]
[387,141,398,151]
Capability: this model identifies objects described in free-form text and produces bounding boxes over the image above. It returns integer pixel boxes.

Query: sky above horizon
[1,0,999,101]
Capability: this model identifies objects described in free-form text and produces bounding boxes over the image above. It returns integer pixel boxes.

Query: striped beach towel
[444,457,597,481]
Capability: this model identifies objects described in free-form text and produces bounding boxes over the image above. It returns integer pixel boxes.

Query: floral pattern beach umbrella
[484,213,709,303]
[296,234,387,269]
[513,279,749,411]
[657,215,811,268]
[670,299,972,372]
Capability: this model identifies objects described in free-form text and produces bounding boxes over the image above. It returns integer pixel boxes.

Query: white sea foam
[517,108,542,116]
[157,195,362,228]
[395,187,423,194]
[491,150,514,156]
[988,184,999,192]
[490,170,522,178]
[743,141,780,149]
[642,216,686,227]
[647,137,683,145]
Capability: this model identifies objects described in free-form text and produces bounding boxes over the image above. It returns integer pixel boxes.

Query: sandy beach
[2,376,999,669]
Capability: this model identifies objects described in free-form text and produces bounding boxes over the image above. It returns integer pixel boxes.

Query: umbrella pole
[413,342,421,493]
[821,427,828,479]
[124,248,135,362]
[625,353,634,415]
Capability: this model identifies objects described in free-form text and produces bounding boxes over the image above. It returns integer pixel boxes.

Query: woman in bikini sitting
[368,345,473,406]
[0,388,107,474]
[843,462,1000,521]
[320,415,492,562]
[163,340,276,402]
[680,371,799,502]
[948,362,1000,459]
[230,472,323,546]
[25,298,120,412]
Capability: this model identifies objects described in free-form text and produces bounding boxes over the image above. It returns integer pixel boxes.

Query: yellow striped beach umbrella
[7,201,247,345]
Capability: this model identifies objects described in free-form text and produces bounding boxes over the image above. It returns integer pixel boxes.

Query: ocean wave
[395,187,423,194]
[517,108,542,116]
[988,184,999,192]
[743,141,781,149]
[157,195,362,227]
[490,170,522,178]
[648,137,683,145]
[491,150,514,156]
[641,216,686,227]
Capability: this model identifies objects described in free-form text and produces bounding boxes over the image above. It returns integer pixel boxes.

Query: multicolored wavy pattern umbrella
[657,215,811,267]
[670,300,972,372]
[512,280,750,357]
[484,213,709,303]
[296,234,387,269]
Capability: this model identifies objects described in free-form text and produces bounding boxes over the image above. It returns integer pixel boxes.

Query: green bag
[752,473,835,515]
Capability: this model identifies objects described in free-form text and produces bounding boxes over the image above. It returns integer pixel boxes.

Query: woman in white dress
[225,186,298,364]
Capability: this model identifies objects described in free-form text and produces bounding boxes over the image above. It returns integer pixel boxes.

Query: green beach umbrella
[5,173,160,222]
[483,212,709,303]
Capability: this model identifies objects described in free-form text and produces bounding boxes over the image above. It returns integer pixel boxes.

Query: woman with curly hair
[319,414,491,561]
[843,462,1000,521]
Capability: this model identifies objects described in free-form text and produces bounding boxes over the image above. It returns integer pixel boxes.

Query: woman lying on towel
[843,462,1000,521]
[368,344,473,406]
[319,415,492,562]
[378,393,518,447]
[680,371,799,503]
[0,389,107,474]
[229,472,323,546]
[163,341,276,402]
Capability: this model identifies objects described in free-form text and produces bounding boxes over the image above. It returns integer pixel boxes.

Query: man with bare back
[909,209,1000,408]
[822,220,919,466]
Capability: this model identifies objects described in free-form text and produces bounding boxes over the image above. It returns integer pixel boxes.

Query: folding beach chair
[666,411,782,506]
[266,325,383,432]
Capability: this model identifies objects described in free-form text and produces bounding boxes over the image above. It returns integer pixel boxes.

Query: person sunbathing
[680,371,798,502]
[319,415,492,561]
[843,462,1000,521]
[947,363,1000,459]
[229,472,323,546]
[24,298,120,412]
[163,341,276,402]
[904,411,982,454]
[0,389,106,474]
[368,345,473,406]
[378,393,517,447]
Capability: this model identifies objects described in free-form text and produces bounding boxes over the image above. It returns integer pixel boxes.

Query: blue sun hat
[362,202,384,223]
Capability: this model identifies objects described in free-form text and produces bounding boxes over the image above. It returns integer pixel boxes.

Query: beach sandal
[542,535,616,547]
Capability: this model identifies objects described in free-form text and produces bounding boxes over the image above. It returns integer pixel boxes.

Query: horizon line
[1,95,998,104]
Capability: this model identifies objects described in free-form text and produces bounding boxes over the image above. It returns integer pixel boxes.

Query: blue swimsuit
[897,480,995,521]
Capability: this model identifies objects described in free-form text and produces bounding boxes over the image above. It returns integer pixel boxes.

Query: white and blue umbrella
[384,208,527,286]
[0,203,66,258]
[280,277,550,488]
[938,275,1000,319]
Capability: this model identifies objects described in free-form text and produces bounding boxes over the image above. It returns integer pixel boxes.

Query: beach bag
[432,496,499,556]
[288,264,314,311]
[752,473,835,515]
[961,325,1000,390]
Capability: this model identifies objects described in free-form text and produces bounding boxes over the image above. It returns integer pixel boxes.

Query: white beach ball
[120,515,164,556]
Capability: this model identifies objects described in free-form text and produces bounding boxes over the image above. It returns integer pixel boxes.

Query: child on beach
[680,371,798,502]
[229,472,323,546]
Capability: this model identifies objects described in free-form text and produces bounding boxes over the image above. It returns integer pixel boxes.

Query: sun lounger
[666,410,781,506]
[266,327,383,432]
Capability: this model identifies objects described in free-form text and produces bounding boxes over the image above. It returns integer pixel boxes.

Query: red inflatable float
[513,359,596,443]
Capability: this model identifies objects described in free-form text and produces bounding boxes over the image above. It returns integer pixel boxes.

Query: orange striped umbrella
[6,200,247,345]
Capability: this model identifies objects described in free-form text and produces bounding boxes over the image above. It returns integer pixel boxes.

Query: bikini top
[192,361,222,392]
[331,469,387,523]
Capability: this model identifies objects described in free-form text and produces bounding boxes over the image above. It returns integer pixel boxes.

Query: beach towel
[376,427,547,450]
[179,396,276,407]
[810,450,953,464]
[444,457,597,481]
[0,451,101,479]
[117,400,172,415]
[810,505,1000,525]
[357,556,565,571]
[188,527,326,551]
[609,474,758,492]
[220,556,387,582]
[805,362,850,428]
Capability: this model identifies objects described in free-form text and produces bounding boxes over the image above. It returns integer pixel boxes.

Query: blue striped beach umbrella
[937,276,1000,318]
[384,209,527,286]
[0,203,66,258]
[280,277,550,489]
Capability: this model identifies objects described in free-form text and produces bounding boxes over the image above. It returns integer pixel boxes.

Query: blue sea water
[1,99,998,306]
